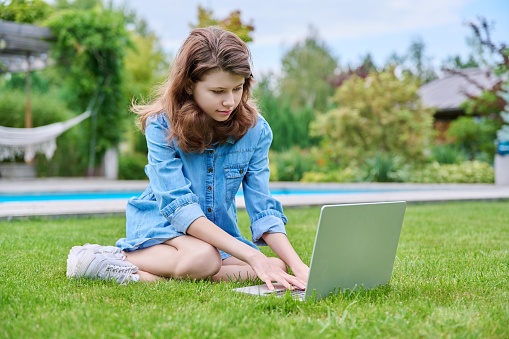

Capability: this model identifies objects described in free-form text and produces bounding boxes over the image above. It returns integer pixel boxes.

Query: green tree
[123,27,168,104]
[358,53,377,73]
[311,68,434,167]
[190,5,254,43]
[461,17,508,116]
[385,37,437,84]
[329,54,376,88]
[52,0,102,10]
[441,54,479,70]
[279,27,337,112]
[254,74,316,151]
[445,17,508,162]
[0,0,52,23]
[122,19,170,157]
[46,6,130,175]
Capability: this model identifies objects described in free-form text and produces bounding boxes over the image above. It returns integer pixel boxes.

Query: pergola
[0,21,54,128]
[0,21,94,171]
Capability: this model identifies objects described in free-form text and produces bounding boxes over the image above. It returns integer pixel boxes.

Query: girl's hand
[290,262,309,284]
[247,253,306,291]
[186,218,305,289]
[261,232,309,288]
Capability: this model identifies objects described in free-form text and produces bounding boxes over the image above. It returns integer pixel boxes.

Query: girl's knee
[175,243,222,279]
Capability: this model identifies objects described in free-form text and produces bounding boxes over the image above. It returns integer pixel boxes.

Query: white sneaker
[67,246,139,284]
[83,243,122,255]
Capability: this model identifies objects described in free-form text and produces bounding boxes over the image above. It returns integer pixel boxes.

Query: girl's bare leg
[211,256,287,282]
[124,235,222,282]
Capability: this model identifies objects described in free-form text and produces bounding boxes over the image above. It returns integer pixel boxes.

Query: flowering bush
[300,167,359,183]
[408,161,494,183]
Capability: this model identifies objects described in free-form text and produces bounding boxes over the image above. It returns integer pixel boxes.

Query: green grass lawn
[1,201,508,338]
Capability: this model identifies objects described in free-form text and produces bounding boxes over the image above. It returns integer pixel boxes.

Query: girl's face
[192,70,245,122]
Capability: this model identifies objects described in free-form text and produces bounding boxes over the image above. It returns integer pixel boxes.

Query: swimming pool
[0,187,403,203]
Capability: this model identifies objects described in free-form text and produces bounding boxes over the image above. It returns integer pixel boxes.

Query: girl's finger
[265,280,275,290]
[285,275,306,289]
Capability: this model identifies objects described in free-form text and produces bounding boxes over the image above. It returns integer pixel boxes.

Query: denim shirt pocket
[224,163,248,202]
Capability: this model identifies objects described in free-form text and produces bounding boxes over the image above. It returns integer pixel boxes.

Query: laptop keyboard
[270,288,306,298]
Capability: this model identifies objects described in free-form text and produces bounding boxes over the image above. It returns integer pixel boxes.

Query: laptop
[234,201,407,301]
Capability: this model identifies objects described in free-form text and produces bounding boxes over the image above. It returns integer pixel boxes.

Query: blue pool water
[0,188,399,203]
[0,191,144,203]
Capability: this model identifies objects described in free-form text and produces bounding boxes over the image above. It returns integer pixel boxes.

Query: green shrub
[0,89,88,176]
[269,148,315,181]
[311,69,434,166]
[118,152,147,180]
[300,159,494,184]
[301,153,407,183]
[431,144,467,164]
[0,90,72,127]
[409,161,494,183]
[447,116,499,162]
[254,76,318,152]
[362,153,405,182]
[301,167,358,183]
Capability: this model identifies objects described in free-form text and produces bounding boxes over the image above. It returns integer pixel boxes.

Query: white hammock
[0,111,91,162]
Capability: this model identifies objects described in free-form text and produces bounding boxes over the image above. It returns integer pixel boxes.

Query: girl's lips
[218,110,232,115]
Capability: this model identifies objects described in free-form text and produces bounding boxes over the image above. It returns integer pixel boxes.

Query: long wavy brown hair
[132,26,258,153]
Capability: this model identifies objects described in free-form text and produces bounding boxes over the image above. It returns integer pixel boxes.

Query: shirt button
[207,207,212,213]
[208,168,213,173]
[207,186,212,191]
[208,150,214,154]
[239,169,244,174]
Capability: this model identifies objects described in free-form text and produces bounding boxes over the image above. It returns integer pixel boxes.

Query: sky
[113,0,509,76]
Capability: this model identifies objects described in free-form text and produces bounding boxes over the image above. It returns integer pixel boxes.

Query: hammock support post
[24,54,32,130]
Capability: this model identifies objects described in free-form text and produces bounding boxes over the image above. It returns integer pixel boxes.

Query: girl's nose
[222,93,234,107]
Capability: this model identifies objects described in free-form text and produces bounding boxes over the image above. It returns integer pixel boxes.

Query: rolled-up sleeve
[250,208,288,246]
[145,115,204,233]
[243,119,288,246]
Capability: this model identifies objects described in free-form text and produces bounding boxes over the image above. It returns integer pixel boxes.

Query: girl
[67,26,309,291]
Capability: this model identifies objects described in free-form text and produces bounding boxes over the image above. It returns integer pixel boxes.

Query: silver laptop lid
[305,201,406,301]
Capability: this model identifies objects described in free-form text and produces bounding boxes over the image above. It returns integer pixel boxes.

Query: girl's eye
[211,88,242,94]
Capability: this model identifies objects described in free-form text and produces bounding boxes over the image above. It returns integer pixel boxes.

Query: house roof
[418,68,501,111]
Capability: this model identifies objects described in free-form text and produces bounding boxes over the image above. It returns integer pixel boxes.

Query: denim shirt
[116,113,288,258]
